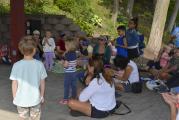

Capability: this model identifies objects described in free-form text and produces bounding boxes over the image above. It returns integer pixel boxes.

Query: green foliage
[25,0,60,14]
[55,0,103,35]
[54,0,75,12]
[0,3,10,15]
[117,14,128,27]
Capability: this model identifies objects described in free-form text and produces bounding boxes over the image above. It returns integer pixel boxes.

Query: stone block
[0,24,8,32]
[63,31,73,37]
[2,17,10,24]
[60,18,73,25]
[3,32,10,40]
[76,31,87,37]
[54,24,65,31]
[68,24,81,32]
[43,24,52,30]
[47,17,60,25]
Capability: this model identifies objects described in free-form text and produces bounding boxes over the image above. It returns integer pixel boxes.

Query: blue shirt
[126,29,139,47]
[10,59,47,107]
[64,51,77,73]
[172,27,179,48]
[116,36,128,57]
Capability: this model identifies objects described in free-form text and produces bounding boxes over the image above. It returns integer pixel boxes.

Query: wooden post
[143,0,170,60]
[10,0,25,63]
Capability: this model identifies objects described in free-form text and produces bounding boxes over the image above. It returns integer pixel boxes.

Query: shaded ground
[0,64,170,120]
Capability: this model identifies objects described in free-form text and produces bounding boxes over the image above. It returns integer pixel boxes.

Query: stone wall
[0,14,86,44]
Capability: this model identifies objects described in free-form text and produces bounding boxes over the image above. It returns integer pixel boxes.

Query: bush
[0,3,10,15]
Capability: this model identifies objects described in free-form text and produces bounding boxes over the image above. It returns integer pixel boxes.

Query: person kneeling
[113,56,141,93]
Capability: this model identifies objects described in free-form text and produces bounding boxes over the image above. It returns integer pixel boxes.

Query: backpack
[137,32,145,55]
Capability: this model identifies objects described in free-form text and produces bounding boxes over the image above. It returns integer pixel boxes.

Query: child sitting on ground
[10,36,47,120]
[60,37,77,104]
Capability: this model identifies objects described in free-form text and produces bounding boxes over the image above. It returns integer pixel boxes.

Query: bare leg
[68,99,91,116]
[162,93,177,120]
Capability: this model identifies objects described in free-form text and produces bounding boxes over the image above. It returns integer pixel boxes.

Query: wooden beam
[10,0,25,63]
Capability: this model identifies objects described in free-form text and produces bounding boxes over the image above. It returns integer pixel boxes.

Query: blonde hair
[65,37,77,51]
[18,36,36,56]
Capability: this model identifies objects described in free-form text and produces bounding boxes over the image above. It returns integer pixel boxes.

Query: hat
[33,30,40,35]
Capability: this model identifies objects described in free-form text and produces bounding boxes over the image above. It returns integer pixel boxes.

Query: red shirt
[57,39,66,51]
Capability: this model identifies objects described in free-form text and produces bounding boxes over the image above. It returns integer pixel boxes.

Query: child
[108,38,117,64]
[126,17,140,59]
[60,37,77,104]
[42,30,56,71]
[160,46,172,68]
[116,25,128,58]
[10,36,47,120]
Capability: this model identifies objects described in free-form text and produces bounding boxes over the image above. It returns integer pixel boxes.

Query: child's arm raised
[12,80,18,99]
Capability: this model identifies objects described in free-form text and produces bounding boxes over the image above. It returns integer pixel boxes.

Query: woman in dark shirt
[93,36,111,65]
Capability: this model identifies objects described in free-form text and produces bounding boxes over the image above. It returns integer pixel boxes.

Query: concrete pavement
[0,64,170,120]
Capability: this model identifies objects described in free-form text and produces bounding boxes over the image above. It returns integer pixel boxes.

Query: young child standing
[42,30,56,71]
[60,37,77,104]
[116,26,128,58]
[10,36,47,120]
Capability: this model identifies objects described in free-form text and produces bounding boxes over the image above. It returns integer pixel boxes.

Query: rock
[43,24,52,30]
[63,31,73,37]
[60,18,73,25]
[47,18,60,24]
[0,24,8,32]
[54,24,65,31]
[68,24,81,32]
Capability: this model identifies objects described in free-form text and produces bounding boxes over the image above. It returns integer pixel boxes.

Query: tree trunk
[153,0,157,6]
[143,0,170,60]
[112,0,119,26]
[167,0,179,32]
[126,0,134,18]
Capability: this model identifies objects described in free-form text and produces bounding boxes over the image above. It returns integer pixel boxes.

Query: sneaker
[59,99,69,105]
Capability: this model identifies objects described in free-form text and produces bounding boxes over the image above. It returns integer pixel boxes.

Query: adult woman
[113,56,140,92]
[93,36,111,64]
[126,17,140,59]
[68,56,116,118]
[33,30,43,60]
[56,33,66,59]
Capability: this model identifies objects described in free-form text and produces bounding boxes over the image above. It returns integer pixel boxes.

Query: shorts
[127,48,139,59]
[91,105,115,118]
[17,104,41,120]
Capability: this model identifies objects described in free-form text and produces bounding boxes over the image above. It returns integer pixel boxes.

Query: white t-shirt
[10,59,47,107]
[128,60,139,83]
[79,73,116,111]
[87,45,93,53]
[42,37,56,52]
[177,111,179,120]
